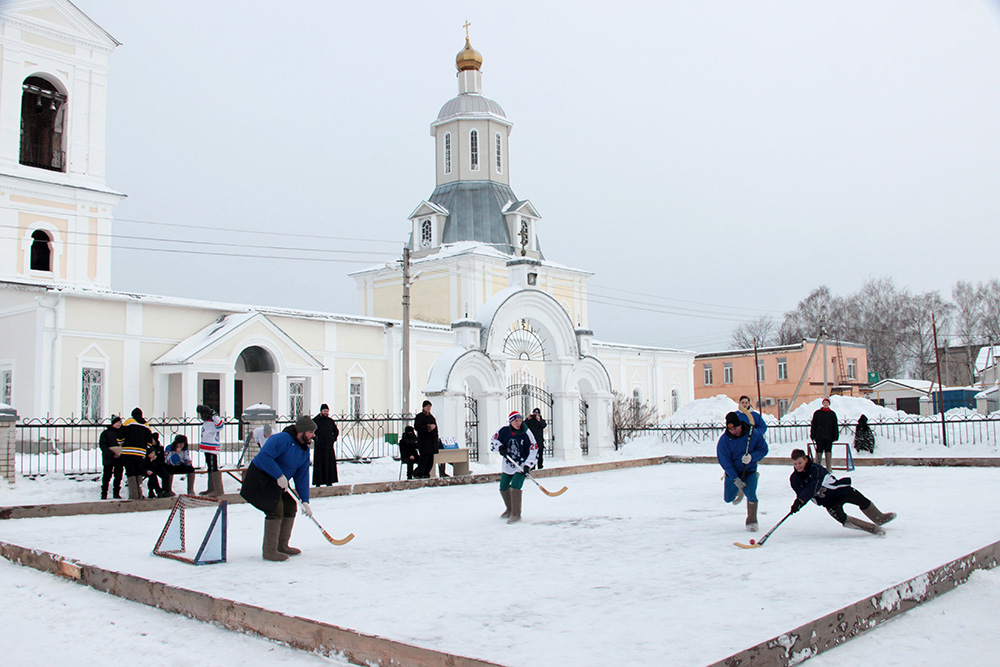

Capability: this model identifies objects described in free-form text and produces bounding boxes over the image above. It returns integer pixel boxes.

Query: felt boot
[746,501,759,532]
[277,517,301,556]
[862,503,896,526]
[824,451,833,470]
[507,488,522,524]
[206,471,224,497]
[500,488,513,519]
[127,476,141,500]
[263,519,289,561]
[844,515,885,535]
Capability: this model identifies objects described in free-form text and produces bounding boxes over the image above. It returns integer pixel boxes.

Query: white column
[551,390,583,462]
[182,369,199,418]
[586,391,615,457]
[221,370,235,418]
[479,389,506,465]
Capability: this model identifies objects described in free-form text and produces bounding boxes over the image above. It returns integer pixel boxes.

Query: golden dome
[456,37,483,71]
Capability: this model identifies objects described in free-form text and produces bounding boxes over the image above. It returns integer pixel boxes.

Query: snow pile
[661,395,738,425]
[782,396,906,423]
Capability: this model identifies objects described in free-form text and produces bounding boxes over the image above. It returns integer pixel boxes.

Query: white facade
[0,5,695,463]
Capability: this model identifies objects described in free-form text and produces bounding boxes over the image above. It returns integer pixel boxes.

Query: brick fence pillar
[0,405,18,485]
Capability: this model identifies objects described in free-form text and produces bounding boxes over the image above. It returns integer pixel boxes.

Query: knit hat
[131,407,143,420]
[532,408,541,415]
[725,411,744,428]
[262,423,273,437]
[508,411,523,423]
[295,415,317,432]
[320,403,329,411]
[110,415,122,426]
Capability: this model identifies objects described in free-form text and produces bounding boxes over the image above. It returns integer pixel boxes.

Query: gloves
[521,464,533,474]
[741,453,752,465]
[276,474,289,490]
[791,498,805,513]
[300,502,313,518]
[733,478,747,490]
[499,444,508,457]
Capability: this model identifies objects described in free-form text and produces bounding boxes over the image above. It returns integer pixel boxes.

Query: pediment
[502,199,541,219]
[4,0,120,49]
[408,200,449,220]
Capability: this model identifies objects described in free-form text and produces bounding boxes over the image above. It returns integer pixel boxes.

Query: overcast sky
[87,0,1000,352]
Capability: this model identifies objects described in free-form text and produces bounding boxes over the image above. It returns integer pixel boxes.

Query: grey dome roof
[437,93,506,120]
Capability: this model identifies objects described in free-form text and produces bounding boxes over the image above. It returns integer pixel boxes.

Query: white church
[0,0,694,462]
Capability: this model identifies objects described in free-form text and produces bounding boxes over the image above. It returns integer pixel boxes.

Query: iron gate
[507,380,554,457]
[465,394,479,462]
[580,399,589,455]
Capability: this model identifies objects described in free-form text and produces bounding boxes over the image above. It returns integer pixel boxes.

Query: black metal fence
[617,415,1000,450]
[13,413,416,477]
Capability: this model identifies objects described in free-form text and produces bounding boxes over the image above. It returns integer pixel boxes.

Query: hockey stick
[286,487,355,546]
[502,453,567,497]
[733,510,793,549]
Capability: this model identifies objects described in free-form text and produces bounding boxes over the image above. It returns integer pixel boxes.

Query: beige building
[0,2,694,463]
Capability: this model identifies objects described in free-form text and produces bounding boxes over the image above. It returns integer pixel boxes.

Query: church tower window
[470,129,479,170]
[444,133,452,174]
[420,219,433,247]
[30,230,53,272]
[20,76,67,172]
[496,133,502,173]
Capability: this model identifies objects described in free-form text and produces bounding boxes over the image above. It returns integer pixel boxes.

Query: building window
[847,358,857,380]
[30,230,52,272]
[349,378,364,418]
[288,379,305,418]
[444,132,451,174]
[81,368,102,421]
[1,368,12,406]
[420,219,432,248]
[778,399,790,418]
[496,132,502,172]
[703,364,713,386]
[723,362,733,384]
[20,76,67,172]
[671,388,680,413]
[757,360,765,382]
[777,357,788,381]
[470,129,479,170]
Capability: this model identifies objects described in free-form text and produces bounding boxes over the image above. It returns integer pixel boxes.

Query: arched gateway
[425,259,613,463]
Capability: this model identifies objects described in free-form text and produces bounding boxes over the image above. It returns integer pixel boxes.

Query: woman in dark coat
[312,404,339,485]
[399,426,419,479]
[854,414,875,453]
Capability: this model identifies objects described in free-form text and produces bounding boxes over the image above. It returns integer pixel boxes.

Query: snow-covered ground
[2,460,1000,665]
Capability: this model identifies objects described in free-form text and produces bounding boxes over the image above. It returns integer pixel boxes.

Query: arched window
[470,129,479,170]
[631,388,642,420]
[30,230,52,272]
[444,133,451,174]
[20,76,66,172]
[496,132,502,172]
[420,219,433,248]
[671,388,680,413]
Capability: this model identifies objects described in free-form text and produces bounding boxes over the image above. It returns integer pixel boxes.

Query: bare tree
[977,279,1000,346]
[905,291,952,380]
[612,391,659,447]
[729,315,779,350]
[953,280,981,382]
[781,286,835,342]
[851,277,911,379]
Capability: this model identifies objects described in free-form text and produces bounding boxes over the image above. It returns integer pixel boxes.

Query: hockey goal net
[153,494,228,565]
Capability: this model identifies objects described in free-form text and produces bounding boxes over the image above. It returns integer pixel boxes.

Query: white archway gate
[424,259,614,464]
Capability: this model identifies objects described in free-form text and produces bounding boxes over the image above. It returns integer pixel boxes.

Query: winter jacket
[790,461,853,506]
[399,431,419,462]
[200,414,225,454]
[120,418,152,459]
[810,408,839,442]
[165,443,193,467]
[99,426,123,462]
[739,407,767,435]
[490,424,538,475]
[525,415,547,445]
[716,412,768,481]
[414,411,439,451]
[248,428,311,503]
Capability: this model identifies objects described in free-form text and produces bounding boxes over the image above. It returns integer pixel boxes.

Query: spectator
[399,425,419,480]
[164,434,197,495]
[312,404,340,486]
[738,395,767,434]
[144,431,167,498]
[810,397,839,470]
[854,414,875,453]
[525,408,547,469]
[98,415,124,500]
[121,408,153,500]
[413,400,439,478]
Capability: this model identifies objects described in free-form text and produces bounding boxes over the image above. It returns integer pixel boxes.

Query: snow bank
[782,396,906,423]
[661,395,738,425]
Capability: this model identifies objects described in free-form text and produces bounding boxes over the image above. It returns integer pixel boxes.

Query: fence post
[0,405,18,485]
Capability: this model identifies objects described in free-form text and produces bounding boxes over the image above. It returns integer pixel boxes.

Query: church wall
[409,274,452,324]
[62,296,124,333]
[141,305,222,339]
[267,316,326,353]
[58,333,122,418]
[0,307,38,416]
[372,283,403,320]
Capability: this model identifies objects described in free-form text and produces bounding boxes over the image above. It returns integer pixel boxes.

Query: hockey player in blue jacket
[789,448,896,535]
[717,411,769,531]
[490,411,538,524]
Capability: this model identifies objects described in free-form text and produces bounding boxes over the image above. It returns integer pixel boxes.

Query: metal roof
[427,180,528,255]
[436,93,506,121]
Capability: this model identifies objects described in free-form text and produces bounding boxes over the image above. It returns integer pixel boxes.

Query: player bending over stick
[788,448,896,535]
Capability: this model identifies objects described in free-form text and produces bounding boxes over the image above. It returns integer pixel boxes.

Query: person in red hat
[489,411,538,524]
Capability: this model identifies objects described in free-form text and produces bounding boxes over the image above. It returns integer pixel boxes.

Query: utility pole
[401,246,411,416]
[932,314,948,447]
[821,314,829,400]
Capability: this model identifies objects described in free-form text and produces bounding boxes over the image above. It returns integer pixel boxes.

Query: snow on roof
[869,378,934,392]
[593,340,694,355]
[152,312,258,365]
[975,346,1000,373]
[423,346,475,393]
